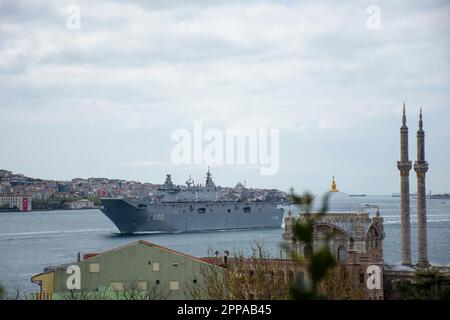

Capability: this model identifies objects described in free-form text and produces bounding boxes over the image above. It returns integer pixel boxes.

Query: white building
[0,196,32,211]
[65,199,95,210]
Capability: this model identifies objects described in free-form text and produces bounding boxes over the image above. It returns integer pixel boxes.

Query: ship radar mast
[186,174,194,188]
[205,167,216,188]
[163,174,175,189]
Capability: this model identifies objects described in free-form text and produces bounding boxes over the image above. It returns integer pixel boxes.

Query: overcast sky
[0,0,449,195]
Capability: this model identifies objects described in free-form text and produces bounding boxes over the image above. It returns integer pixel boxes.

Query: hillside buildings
[0,196,32,211]
[0,169,287,210]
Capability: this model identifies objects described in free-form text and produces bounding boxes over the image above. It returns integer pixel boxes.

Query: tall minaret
[414,109,430,268]
[397,103,412,265]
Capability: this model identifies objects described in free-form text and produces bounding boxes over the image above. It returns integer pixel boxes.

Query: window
[156,280,160,285]
[110,282,124,291]
[172,263,179,267]
[304,245,312,258]
[152,262,160,272]
[359,273,365,286]
[137,281,147,290]
[338,246,347,262]
[170,281,179,290]
[197,208,206,214]
[89,263,100,273]
[243,207,251,213]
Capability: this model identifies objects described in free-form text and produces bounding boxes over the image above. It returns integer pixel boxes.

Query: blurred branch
[289,191,336,300]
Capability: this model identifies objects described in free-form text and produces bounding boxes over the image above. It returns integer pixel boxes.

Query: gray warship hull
[100,198,284,234]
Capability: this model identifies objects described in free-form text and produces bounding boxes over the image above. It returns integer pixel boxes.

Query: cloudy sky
[0,0,449,194]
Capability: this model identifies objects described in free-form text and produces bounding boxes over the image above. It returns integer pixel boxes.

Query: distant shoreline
[0,208,101,213]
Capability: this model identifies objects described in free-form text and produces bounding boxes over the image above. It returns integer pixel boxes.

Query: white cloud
[0,0,449,193]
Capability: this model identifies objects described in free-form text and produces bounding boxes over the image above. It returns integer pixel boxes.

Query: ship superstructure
[100,169,284,233]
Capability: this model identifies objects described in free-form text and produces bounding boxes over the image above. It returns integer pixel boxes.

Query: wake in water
[0,228,114,238]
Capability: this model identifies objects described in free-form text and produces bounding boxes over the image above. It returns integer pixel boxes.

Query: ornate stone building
[283,178,385,300]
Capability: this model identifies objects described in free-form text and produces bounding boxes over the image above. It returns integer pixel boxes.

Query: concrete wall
[52,242,223,299]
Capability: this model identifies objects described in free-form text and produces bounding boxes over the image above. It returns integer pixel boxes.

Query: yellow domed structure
[311,177,362,213]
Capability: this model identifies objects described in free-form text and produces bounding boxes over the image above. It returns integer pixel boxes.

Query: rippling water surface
[0,196,449,297]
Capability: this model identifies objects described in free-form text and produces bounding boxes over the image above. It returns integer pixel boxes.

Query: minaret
[397,103,412,265]
[414,109,430,268]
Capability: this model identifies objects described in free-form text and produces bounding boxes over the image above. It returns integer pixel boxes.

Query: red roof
[83,253,99,260]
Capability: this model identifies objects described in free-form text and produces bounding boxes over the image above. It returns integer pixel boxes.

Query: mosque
[283,178,385,299]
[283,103,433,299]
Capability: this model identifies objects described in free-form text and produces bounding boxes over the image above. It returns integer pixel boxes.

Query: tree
[88,195,101,206]
[186,259,226,300]
[288,191,336,300]
[61,281,169,300]
[318,263,365,300]
[397,268,450,300]
[61,288,110,300]
[187,243,294,300]
[112,280,169,300]
[0,286,23,300]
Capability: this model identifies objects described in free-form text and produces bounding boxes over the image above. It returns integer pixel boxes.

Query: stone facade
[414,109,429,268]
[397,103,412,266]
[283,181,385,300]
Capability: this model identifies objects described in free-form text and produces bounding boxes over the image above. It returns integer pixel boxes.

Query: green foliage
[292,222,313,243]
[88,195,101,206]
[309,248,335,283]
[187,243,293,300]
[289,191,336,300]
[397,268,450,300]
[33,195,100,210]
[318,264,365,300]
[0,284,4,300]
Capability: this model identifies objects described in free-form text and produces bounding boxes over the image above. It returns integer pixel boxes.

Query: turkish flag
[22,198,28,211]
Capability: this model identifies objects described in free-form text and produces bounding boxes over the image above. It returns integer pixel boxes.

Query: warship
[100,169,284,234]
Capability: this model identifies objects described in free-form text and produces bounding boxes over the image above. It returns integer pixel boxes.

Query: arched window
[338,246,347,262]
[304,245,312,258]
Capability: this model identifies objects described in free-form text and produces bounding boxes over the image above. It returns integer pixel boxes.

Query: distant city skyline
[1,0,449,195]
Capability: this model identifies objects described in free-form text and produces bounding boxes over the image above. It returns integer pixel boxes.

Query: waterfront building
[0,196,32,211]
[63,199,96,210]
[31,240,224,300]
[283,178,385,300]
